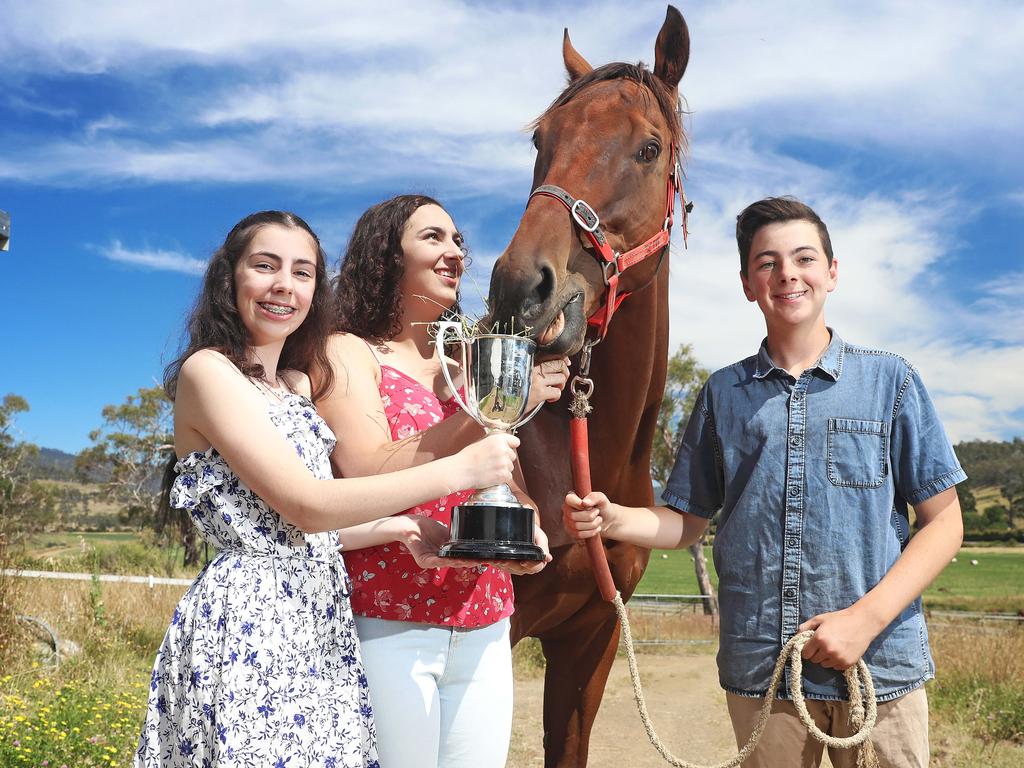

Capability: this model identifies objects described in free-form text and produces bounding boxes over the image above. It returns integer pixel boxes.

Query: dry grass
[10,578,181,687]
[3,579,1022,766]
[623,604,717,652]
[930,621,1024,753]
[0,539,24,665]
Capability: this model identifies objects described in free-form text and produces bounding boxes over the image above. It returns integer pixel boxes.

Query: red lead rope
[570,414,618,602]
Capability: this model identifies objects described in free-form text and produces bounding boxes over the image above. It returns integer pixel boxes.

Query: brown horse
[484,6,690,767]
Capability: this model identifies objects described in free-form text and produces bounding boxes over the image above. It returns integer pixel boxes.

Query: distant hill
[28,446,79,481]
[955,438,1024,488]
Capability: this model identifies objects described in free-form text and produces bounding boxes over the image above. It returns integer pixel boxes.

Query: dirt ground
[508,650,745,768]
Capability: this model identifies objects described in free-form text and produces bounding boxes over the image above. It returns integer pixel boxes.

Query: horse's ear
[653,5,689,90]
[563,29,593,82]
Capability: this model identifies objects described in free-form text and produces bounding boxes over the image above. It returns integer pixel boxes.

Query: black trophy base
[438,502,545,561]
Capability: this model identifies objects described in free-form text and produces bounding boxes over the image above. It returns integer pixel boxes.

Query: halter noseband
[527,145,691,340]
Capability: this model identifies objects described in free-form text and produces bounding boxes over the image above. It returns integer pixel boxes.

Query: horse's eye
[638,142,660,163]
[532,132,540,150]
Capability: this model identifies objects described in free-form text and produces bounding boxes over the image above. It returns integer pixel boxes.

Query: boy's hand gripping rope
[568,347,879,767]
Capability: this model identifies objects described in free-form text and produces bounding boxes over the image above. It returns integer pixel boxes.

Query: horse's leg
[538,598,620,768]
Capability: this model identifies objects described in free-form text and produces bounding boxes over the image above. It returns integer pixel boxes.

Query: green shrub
[983,505,1010,528]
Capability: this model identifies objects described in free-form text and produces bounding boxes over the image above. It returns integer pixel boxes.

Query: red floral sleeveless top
[342,364,515,627]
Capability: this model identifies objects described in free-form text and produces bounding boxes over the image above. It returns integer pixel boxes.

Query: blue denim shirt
[663,330,965,702]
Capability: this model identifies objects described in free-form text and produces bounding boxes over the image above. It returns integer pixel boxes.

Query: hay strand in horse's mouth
[538,311,566,346]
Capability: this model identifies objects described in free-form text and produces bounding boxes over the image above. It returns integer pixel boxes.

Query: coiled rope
[613,594,880,768]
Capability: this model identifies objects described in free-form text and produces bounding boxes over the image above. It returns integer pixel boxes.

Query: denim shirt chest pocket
[827,417,888,488]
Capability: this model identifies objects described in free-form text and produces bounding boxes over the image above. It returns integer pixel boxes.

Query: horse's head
[486,6,689,356]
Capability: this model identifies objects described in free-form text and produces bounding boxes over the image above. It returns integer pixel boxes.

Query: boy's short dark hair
[736,197,833,275]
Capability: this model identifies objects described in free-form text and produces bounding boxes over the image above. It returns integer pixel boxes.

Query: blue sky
[3,0,1022,453]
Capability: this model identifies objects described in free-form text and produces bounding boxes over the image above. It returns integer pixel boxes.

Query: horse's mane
[531,62,686,154]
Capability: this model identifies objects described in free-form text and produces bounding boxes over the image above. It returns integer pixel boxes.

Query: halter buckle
[602,254,622,285]
[571,199,600,233]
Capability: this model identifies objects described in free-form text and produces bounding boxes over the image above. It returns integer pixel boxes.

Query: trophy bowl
[435,323,546,561]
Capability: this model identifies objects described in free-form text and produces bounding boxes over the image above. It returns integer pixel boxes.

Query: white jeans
[354,615,513,768]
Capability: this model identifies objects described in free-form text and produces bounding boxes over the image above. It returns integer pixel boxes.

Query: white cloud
[6,92,77,120]
[100,240,206,275]
[84,115,130,139]
[910,342,1024,441]
[2,1,469,71]
[961,273,1024,346]
[6,0,1022,189]
[684,1,1024,145]
[662,166,1024,442]
[5,0,1022,440]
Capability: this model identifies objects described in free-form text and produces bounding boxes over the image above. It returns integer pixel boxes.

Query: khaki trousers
[725,687,929,768]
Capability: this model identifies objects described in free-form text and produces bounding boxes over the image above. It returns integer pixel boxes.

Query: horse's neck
[582,268,670,500]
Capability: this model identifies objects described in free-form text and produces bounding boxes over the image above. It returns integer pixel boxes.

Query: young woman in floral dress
[135,210,519,767]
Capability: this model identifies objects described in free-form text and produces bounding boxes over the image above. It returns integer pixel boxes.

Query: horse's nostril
[530,264,556,310]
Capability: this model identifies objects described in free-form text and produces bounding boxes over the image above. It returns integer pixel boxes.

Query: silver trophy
[435,321,546,560]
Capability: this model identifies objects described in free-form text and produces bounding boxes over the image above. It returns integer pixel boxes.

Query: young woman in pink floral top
[316,195,569,768]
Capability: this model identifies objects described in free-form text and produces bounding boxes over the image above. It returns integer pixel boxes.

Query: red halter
[527,145,690,340]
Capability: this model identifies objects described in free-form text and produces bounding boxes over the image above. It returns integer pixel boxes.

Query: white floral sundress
[135,393,379,768]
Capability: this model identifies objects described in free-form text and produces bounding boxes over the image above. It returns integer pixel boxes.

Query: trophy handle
[508,338,545,430]
[513,400,545,431]
[435,321,476,422]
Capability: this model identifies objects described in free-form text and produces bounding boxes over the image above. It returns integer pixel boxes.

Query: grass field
[637,545,1024,613]
[29,531,141,549]
[17,532,205,579]
[926,548,1024,611]
[636,546,718,595]
[974,485,1010,510]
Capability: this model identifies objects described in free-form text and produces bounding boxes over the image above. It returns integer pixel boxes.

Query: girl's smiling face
[397,204,466,315]
[233,223,319,347]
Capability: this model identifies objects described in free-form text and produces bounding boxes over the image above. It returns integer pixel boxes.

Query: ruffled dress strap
[171,449,232,511]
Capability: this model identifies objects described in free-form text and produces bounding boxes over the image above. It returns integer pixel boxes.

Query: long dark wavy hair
[334,194,463,340]
[163,210,336,401]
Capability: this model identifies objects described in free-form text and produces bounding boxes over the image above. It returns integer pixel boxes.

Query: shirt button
[790,436,801,447]
[789,485,800,496]
[787,538,798,547]
[784,588,796,598]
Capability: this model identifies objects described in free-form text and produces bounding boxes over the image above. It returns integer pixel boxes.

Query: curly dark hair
[163,210,336,402]
[334,194,463,340]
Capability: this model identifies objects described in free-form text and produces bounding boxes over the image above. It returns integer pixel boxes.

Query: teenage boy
[564,197,965,767]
